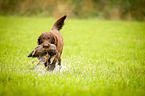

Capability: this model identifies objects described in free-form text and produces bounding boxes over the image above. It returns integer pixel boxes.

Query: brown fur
[37,15,67,71]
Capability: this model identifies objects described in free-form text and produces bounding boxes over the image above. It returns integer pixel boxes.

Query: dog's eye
[53,37,55,41]
[48,37,50,39]
[43,37,45,39]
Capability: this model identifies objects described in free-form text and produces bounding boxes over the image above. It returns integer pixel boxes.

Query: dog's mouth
[43,46,49,48]
[44,48,49,51]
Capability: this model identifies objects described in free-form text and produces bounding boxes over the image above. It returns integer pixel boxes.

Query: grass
[0,16,145,96]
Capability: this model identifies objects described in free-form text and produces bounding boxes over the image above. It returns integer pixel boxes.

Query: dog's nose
[44,44,49,47]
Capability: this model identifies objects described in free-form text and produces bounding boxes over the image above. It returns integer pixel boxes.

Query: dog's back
[50,15,67,56]
[50,29,63,54]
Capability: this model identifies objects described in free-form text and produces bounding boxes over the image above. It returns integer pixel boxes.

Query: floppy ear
[37,35,42,45]
[51,34,58,46]
[52,15,67,31]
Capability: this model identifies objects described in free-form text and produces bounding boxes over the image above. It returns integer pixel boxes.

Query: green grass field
[0,16,145,96]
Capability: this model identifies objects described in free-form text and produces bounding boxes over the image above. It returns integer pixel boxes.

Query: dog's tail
[52,15,67,31]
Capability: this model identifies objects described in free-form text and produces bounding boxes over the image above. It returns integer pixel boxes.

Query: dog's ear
[51,34,58,46]
[52,15,67,31]
[37,35,42,45]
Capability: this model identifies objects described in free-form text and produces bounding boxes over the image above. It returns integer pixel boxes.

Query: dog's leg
[48,58,58,71]
[44,58,50,67]
[58,58,62,70]
[46,55,56,71]
[58,58,61,66]
[45,55,55,68]
[48,54,60,71]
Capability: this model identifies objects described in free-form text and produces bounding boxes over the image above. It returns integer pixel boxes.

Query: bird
[28,45,44,57]
[28,44,58,70]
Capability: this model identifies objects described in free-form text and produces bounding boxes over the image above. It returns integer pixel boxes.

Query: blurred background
[0,0,145,21]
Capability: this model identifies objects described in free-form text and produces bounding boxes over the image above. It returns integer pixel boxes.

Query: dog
[37,15,67,71]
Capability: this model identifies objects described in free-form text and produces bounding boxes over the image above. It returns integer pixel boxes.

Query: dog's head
[38,32,58,48]
[37,15,67,48]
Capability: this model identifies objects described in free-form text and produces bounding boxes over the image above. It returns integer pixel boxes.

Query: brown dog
[37,15,67,71]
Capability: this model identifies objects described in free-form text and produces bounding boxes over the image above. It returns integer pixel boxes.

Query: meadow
[0,16,145,96]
